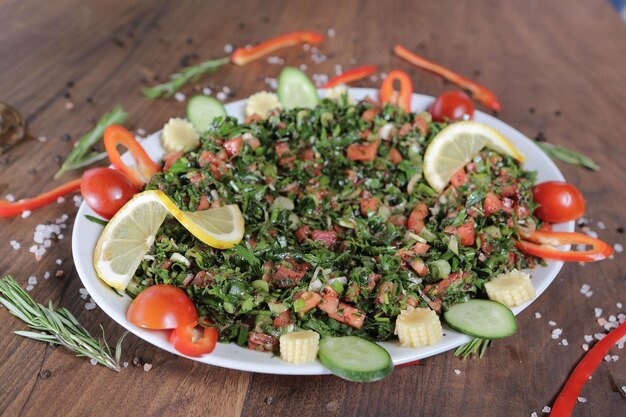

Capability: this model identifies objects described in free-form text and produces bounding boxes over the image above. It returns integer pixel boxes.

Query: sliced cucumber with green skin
[186,95,227,133]
[443,299,517,339]
[277,67,319,110]
[318,336,393,382]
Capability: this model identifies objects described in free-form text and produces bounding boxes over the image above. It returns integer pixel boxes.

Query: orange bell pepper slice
[231,31,325,66]
[103,125,161,188]
[322,65,377,88]
[515,230,613,262]
[0,178,82,218]
[380,70,413,112]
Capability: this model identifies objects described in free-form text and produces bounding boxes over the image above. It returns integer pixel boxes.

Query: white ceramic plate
[73,88,574,375]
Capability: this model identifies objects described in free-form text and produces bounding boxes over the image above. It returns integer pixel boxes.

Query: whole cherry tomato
[532,181,585,223]
[127,285,198,330]
[429,91,475,122]
[81,167,137,219]
[169,322,218,357]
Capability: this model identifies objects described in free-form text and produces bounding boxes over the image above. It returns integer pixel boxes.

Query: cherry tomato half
[169,322,218,357]
[81,167,137,219]
[532,181,586,223]
[429,91,474,123]
[127,285,198,330]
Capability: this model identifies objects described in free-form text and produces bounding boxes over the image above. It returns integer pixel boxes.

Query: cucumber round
[186,95,227,133]
[443,299,517,339]
[277,67,319,110]
[318,336,393,382]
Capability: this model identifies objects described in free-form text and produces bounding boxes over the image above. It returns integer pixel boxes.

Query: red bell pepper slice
[169,322,218,357]
[0,178,82,218]
[550,321,626,417]
[380,70,413,112]
[394,44,502,112]
[231,31,325,66]
[515,230,613,262]
[322,65,377,88]
[103,125,161,188]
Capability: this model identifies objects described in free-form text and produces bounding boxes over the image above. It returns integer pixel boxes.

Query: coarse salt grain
[453,369,461,375]
[530,413,538,417]
[299,64,308,71]
[597,318,607,326]
[542,406,551,413]
[577,397,586,403]
[56,259,63,265]
[174,92,186,102]
[594,333,606,340]
[223,44,233,53]
[604,354,612,362]
[216,91,227,101]
[561,339,569,346]
[21,210,32,218]
[56,196,65,204]
[44,271,50,280]
[551,328,562,339]
[10,240,20,250]
[28,276,37,285]
[582,344,589,351]
[143,363,153,372]
[612,355,619,361]
[548,320,556,326]
[202,87,212,96]
[90,359,97,366]
[264,77,278,90]
[84,299,96,311]
[614,243,623,253]
[580,284,591,294]
[534,312,542,319]
[25,285,34,292]
[584,335,593,342]
[594,308,603,318]
[79,288,89,300]
[5,194,15,202]
[37,136,48,143]
[73,195,83,207]
[123,361,129,368]
[327,28,336,37]
[267,56,284,65]
[585,291,593,298]
[597,221,606,230]
[617,302,623,309]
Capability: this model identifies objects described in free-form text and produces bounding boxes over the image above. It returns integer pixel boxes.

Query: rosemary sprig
[142,56,230,99]
[0,276,126,372]
[54,105,128,179]
[454,338,491,360]
[85,214,108,226]
[536,142,599,171]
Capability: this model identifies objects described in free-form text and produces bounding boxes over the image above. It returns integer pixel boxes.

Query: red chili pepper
[380,70,413,112]
[550,321,626,417]
[0,178,82,218]
[322,65,377,88]
[103,125,161,188]
[515,230,614,262]
[231,31,325,66]
[393,44,502,112]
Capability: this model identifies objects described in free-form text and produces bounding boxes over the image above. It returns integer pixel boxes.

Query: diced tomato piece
[502,197,515,214]
[345,283,361,303]
[515,203,530,219]
[274,142,290,157]
[424,272,463,296]
[223,136,244,157]
[346,169,359,184]
[360,197,380,216]
[484,192,502,216]
[455,220,475,246]
[361,108,379,122]
[501,184,517,197]
[247,332,277,352]
[359,130,372,139]
[317,294,339,314]
[297,291,322,314]
[450,168,466,187]
[389,214,407,227]
[318,294,365,329]
[398,123,413,137]
[244,114,263,124]
[164,151,183,171]
[279,156,296,167]
[389,148,403,164]
[273,262,306,288]
[310,230,337,247]
[196,195,210,211]
[216,150,229,161]
[244,136,261,150]
[295,225,310,243]
[411,242,431,254]
[273,310,291,328]
[346,140,380,161]
[300,148,315,161]
[188,171,205,185]
[367,272,382,291]
[409,259,429,276]
[407,202,428,233]
[414,115,429,136]
[198,151,220,168]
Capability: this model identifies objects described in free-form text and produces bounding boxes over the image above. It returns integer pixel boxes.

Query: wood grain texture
[1,0,625,416]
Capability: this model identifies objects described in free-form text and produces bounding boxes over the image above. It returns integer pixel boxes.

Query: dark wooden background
[1,1,625,416]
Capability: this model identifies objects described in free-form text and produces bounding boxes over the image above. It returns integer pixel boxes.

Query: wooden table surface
[1,0,625,416]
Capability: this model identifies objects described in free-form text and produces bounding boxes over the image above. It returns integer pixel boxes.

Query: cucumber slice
[277,67,319,110]
[186,95,227,133]
[443,299,517,339]
[318,336,393,382]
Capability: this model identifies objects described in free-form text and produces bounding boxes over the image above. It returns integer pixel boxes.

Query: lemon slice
[93,190,244,290]
[423,121,524,192]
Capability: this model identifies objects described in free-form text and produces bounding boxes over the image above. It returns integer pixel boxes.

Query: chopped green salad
[131,96,543,351]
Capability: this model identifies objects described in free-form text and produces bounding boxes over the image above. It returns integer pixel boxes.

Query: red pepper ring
[103,125,161,188]
[169,322,218,357]
[550,320,626,417]
[322,65,378,89]
[380,70,413,113]
[515,230,614,262]
[231,31,325,66]
[0,178,82,218]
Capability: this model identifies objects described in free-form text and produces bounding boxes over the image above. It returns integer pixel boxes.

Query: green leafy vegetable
[536,142,599,171]
[54,105,128,179]
[142,57,230,99]
[454,338,491,359]
[0,276,126,372]
[85,215,108,226]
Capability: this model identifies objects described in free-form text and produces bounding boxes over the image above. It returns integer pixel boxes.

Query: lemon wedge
[423,121,524,192]
[93,190,244,290]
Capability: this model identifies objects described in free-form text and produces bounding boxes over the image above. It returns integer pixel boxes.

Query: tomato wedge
[169,322,218,357]
[127,285,198,329]
[515,230,614,262]
[103,125,161,188]
[380,70,413,112]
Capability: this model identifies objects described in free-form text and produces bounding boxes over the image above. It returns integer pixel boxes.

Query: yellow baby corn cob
[394,307,443,348]
[485,269,535,308]
[245,91,282,119]
[279,330,320,364]
[161,117,200,152]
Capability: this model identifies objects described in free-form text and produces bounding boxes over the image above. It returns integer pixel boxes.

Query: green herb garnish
[142,57,230,99]
[454,338,491,359]
[0,276,126,372]
[536,142,599,171]
[85,215,108,226]
[54,105,128,179]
